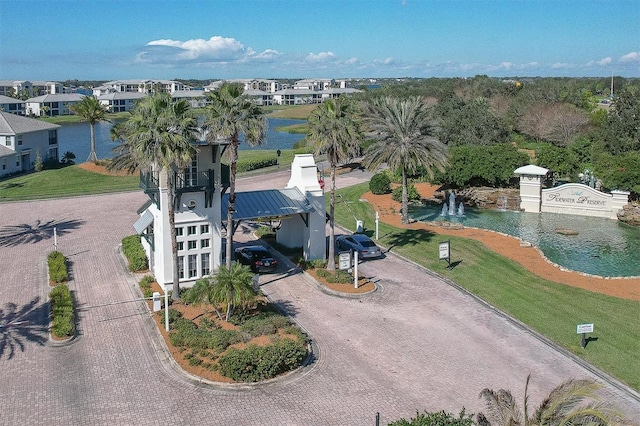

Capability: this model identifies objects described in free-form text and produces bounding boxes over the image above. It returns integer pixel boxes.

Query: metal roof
[133,210,154,234]
[221,187,315,221]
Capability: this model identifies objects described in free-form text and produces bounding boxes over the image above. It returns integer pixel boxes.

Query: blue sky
[1,0,638,81]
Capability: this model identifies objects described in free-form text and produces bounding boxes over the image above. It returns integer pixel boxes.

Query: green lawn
[0,166,139,201]
[333,183,640,392]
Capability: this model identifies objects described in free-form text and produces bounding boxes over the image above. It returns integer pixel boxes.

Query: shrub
[122,235,148,272]
[49,284,75,338]
[239,312,291,338]
[391,184,421,203]
[169,322,243,353]
[315,268,352,284]
[48,251,68,283]
[387,409,474,426]
[139,275,155,298]
[369,172,391,195]
[217,338,307,382]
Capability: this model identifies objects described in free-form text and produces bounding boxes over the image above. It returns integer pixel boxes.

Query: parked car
[234,245,279,273]
[336,234,382,259]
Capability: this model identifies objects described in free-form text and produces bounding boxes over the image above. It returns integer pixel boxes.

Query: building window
[176,227,183,236]
[17,136,22,146]
[188,254,197,278]
[178,256,184,279]
[177,241,184,251]
[201,253,210,276]
[187,240,197,250]
[187,225,197,235]
[200,224,209,234]
[201,239,210,249]
[5,136,10,146]
[48,130,57,145]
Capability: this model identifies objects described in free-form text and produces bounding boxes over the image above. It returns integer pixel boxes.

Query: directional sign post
[439,240,451,268]
[577,323,594,348]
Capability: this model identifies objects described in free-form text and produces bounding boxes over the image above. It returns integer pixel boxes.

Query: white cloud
[551,62,572,69]
[597,57,612,66]
[345,57,359,65]
[499,62,514,70]
[620,51,640,63]
[305,51,338,62]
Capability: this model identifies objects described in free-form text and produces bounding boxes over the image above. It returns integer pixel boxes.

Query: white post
[375,211,379,240]
[354,250,359,289]
[53,227,58,251]
[164,286,169,332]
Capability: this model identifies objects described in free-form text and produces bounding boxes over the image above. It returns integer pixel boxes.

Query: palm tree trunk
[87,122,98,162]
[167,172,181,301]
[401,167,409,224]
[327,165,337,271]
[225,141,239,268]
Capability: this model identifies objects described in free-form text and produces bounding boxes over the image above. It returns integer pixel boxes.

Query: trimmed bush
[122,235,148,272]
[315,268,352,284]
[139,275,155,298]
[48,251,68,283]
[239,312,292,338]
[392,184,421,203]
[49,284,75,338]
[169,320,243,353]
[217,338,307,382]
[369,172,391,195]
[236,158,277,173]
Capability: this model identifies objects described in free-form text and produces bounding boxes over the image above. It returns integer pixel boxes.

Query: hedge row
[49,284,75,338]
[122,235,148,272]
[236,158,277,173]
[48,251,68,283]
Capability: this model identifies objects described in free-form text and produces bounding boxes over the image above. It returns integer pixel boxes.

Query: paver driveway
[1,173,638,425]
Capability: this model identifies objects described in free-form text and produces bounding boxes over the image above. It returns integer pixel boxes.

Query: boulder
[617,203,640,227]
[430,187,521,210]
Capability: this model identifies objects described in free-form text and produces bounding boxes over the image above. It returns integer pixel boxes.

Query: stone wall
[618,203,640,226]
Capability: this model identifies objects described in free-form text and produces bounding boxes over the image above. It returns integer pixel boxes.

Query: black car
[234,245,278,273]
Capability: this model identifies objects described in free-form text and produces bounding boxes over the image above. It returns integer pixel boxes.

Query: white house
[0,80,33,98]
[97,92,147,112]
[25,93,85,117]
[0,111,60,177]
[93,80,193,96]
[0,95,26,115]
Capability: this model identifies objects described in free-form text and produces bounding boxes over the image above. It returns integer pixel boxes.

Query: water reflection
[409,203,640,277]
[57,118,306,163]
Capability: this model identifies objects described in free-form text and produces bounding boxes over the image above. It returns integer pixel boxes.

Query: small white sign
[576,323,594,334]
[339,252,351,270]
[438,241,450,260]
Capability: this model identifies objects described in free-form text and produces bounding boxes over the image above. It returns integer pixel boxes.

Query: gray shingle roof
[0,95,24,104]
[0,111,60,135]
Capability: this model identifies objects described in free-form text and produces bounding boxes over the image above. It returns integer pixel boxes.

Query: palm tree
[477,375,630,425]
[70,96,110,162]
[361,96,448,224]
[306,97,362,270]
[210,262,256,321]
[204,83,267,267]
[109,93,198,301]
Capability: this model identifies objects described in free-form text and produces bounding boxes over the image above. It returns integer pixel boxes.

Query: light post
[276,149,281,168]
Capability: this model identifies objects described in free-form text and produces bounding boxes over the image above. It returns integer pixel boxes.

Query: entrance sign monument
[514,164,629,219]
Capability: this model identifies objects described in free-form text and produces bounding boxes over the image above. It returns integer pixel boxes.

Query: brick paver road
[1,171,638,425]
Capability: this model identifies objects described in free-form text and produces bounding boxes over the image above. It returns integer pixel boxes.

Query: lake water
[409,203,640,277]
[57,118,306,163]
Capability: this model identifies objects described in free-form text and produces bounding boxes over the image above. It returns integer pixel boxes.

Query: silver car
[336,234,382,259]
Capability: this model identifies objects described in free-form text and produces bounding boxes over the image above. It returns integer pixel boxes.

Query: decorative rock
[555,228,579,236]
[618,203,640,227]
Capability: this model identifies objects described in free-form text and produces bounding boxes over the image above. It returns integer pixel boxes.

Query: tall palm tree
[477,375,630,425]
[109,93,198,300]
[209,262,256,321]
[361,96,448,224]
[306,97,362,270]
[70,96,110,162]
[204,83,267,267]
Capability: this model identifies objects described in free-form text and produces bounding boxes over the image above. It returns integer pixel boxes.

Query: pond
[409,202,640,278]
[57,118,306,163]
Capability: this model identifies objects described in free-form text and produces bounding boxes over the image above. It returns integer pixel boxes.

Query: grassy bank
[333,183,640,392]
[0,166,139,201]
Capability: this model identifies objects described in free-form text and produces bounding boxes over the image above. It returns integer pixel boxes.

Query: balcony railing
[140,165,230,194]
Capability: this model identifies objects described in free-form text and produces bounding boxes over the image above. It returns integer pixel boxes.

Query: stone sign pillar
[514,165,549,213]
[611,190,631,219]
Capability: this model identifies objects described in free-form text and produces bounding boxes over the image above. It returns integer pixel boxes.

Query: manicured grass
[274,123,308,134]
[332,182,640,391]
[264,104,319,120]
[39,111,130,124]
[0,166,139,201]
